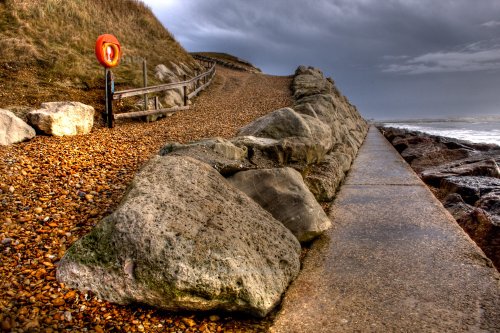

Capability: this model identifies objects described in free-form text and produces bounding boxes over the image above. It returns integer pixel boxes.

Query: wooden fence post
[183,74,188,106]
[143,59,148,110]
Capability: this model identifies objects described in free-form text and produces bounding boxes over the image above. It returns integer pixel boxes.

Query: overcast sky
[143,0,500,120]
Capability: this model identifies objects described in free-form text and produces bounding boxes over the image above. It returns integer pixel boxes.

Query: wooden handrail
[113,64,215,100]
[107,61,216,126]
[114,106,190,119]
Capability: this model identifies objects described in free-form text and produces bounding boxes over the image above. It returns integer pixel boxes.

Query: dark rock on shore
[380,127,500,270]
[441,176,500,205]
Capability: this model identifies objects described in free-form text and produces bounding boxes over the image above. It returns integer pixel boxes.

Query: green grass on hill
[0,0,197,109]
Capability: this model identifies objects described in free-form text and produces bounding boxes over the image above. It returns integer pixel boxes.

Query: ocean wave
[383,122,500,145]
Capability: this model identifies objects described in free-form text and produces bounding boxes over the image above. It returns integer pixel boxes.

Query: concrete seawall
[271,126,500,332]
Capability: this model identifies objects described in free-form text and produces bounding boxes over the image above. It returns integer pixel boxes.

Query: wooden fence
[107,61,216,126]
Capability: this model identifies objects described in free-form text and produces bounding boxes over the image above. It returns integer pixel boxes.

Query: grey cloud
[383,42,500,74]
[482,20,500,28]
[145,0,500,119]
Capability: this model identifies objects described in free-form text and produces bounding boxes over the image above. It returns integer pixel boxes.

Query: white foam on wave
[384,122,500,146]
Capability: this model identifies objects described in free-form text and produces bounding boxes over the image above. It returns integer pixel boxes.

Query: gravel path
[0,66,293,333]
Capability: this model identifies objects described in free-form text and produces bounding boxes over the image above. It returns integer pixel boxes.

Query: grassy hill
[0,0,197,112]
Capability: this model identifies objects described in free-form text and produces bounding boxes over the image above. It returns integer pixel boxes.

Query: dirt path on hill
[0,66,292,333]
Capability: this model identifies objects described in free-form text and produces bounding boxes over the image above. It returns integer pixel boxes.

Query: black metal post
[106,69,114,128]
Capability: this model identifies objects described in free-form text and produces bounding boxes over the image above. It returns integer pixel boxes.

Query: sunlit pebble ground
[0,66,293,332]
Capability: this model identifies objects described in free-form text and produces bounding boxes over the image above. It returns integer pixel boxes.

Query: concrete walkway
[271,126,500,333]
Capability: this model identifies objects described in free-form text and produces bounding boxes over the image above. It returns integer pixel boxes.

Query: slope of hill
[192,52,262,73]
[0,0,197,111]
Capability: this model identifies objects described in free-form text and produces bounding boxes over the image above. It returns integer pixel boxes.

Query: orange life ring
[95,34,121,68]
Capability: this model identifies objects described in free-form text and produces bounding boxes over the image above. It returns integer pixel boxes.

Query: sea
[382,120,500,146]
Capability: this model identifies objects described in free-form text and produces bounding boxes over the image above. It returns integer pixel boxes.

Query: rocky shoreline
[380,126,500,270]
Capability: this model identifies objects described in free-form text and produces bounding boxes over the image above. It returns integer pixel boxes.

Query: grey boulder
[294,93,337,129]
[154,64,185,107]
[28,102,94,136]
[237,107,334,164]
[0,109,36,145]
[159,137,250,175]
[292,66,332,99]
[304,152,353,202]
[441,176,500,205]
[228,167,332,242]
[238,108,331,143]
[57,155,300,317]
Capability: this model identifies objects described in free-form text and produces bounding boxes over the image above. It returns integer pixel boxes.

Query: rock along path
[271,126,500,333]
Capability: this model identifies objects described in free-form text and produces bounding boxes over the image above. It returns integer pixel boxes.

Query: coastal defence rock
[58,64,368,317]
[27,102,94,136]
[237,107,335,166]
[159,137,251,175]
[444,193,500,269]
[292,66,332,99]
[421,158,500,186]
[304,151,353,202]
[0,109,36,145]
[441,176,500,205]
[237,108,334,150]
[235,66,368,201]
[228,168,332,243]
[57,155,301,318]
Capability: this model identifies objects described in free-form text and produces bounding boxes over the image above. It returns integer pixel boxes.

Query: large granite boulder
[169,62,187,76]
[443,193,499,268]
[57,155,301,317]
[27,102,94,136]
[477,191,500,221]
[154,64,179,82]
[406,146,471,170]
[230,136,282,169]
[421,158,500,186]
[159,137,251,175]
[238,108,331,143]
[292,66,332,99]
[154,64,185,108]
[237,107,334,163]
[304,152,353,202]
[294,93,337,128]
[0,109,36,145]
[228,167,331,243]
[441,176,500,205]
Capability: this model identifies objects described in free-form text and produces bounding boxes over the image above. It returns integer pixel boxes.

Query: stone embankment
[381,127,500,270]
[57,66,368,317]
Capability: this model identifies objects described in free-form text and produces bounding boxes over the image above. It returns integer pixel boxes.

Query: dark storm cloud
[144,0,500,119]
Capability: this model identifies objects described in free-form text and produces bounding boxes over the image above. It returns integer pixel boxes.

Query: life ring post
[105,68,114,128]
[95,34,121,128]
